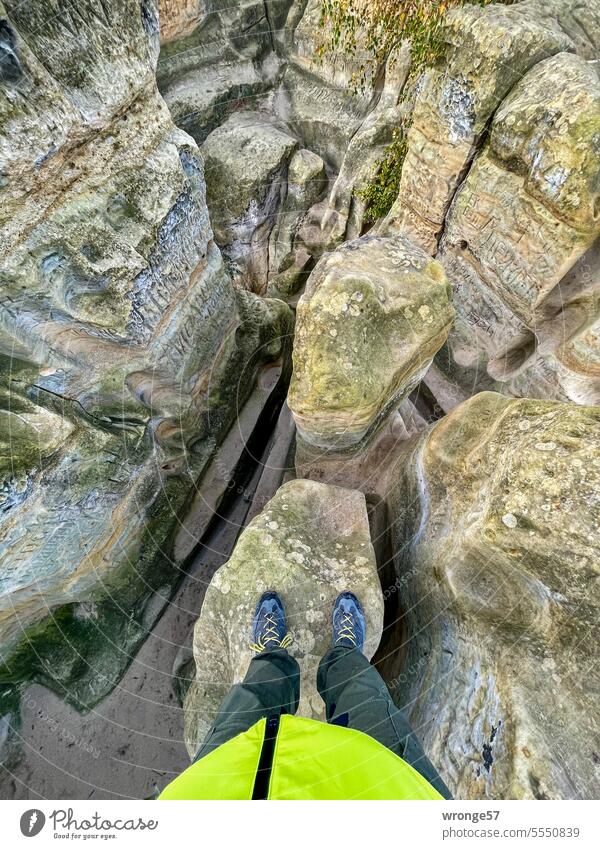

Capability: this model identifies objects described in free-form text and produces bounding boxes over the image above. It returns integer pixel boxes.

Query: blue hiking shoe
[332,592,366,651]
[250,591,292,653]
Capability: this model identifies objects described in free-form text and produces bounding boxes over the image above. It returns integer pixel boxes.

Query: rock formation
[388,392,600,799]
[158,0,205,44]
[382,0,578,252]
[382,0,600,406]
[157,0,290,145]
[2,0,600,804]
[0,0,292,707]
[183,479,383,756]
[288,234,453,450]
[201,112,298,291]
[157,0,411,288]
[440,52,600,402]
[267,148,327,300]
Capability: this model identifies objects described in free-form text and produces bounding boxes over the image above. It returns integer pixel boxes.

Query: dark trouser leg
[194,649,300,762]
[317,646,452,799]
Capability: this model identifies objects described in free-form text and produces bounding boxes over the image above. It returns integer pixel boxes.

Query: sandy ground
[0,441,278,800]
[0,516,238,800]
[0,368,295,800]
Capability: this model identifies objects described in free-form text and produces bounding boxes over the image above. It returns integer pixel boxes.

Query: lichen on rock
[183,478,384,756]
[388,392,600,799]
[288,233,454,450]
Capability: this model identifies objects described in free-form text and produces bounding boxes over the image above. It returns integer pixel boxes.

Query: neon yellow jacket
[159,714,444,800]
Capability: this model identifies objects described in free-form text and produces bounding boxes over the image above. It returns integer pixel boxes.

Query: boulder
[388,392,600,799]
[201,111,298,290]
[288,234,454,450]
[183,479,384,756]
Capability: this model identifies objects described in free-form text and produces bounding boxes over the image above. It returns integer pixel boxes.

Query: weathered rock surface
[382,0,600,253]
[277,4,412,256]
[157,0,290,144]
[440,52,600,404]
[388,392,600,799]
[267,148,326,298]
[201,112,299,290]
[0,0,292,708]
[183,479,384,756]
[278,0,375,170]
[157,1,600,413]
[374,0,600,407]
[158,0,411,287]
[3,0,600,805]
[159,0,205,43]
[288,234,454,450]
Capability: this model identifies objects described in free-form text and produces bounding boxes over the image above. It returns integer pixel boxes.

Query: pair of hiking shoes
[250,591,365,654]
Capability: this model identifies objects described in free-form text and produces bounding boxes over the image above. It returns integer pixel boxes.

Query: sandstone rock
[388,392,600,799]
[269,148,326,276]
[373,0,600,407]
[382,0,597,253]
[147,0,600,805]
[183,479,384,756]
[157,0,290,143]
[295,43,411,258]
[266,246,313,301]
[439,52,600,402]
[288,234,454,450]
[266,148,326,299]
[159,0,206,43]
[555,318,600,404]
[0,0,293,707]
[276,0,375,171]
[201,111,298,290]
[158,0,409,268]
[158,60,267,145]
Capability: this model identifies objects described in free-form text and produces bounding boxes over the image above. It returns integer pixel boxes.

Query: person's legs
[318,593,452,799]
[194,648,300,761]
[194,590,298,762]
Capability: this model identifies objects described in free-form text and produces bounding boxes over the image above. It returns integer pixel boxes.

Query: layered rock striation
[0,0,292,706]
[388,392,600,799]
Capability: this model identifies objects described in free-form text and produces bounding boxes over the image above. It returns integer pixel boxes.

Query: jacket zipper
[252,713,280,800]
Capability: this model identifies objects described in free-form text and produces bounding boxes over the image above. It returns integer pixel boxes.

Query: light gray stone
[201,111,298,290]
[183,479,384,756]
[388,392,600,799]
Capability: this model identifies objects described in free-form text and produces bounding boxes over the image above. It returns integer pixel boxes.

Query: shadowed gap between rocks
[0,362,296,799]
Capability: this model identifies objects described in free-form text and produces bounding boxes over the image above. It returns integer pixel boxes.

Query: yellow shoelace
[250,612,293,652]
[335,612,357,646]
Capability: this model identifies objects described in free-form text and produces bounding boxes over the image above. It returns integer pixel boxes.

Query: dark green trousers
[194,646,451,799]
